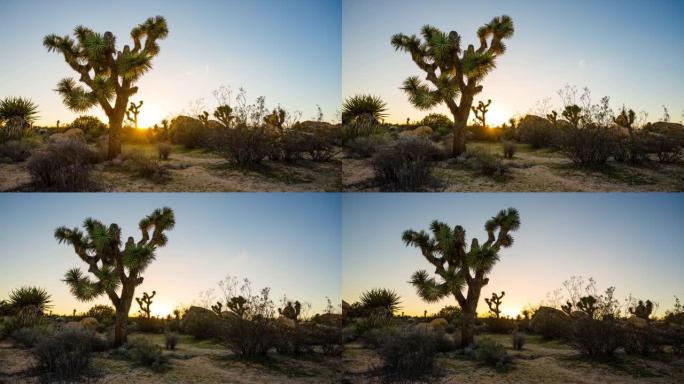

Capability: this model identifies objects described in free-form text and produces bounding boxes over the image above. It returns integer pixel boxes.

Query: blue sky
[343,0,684,124]
[0,193,341,316]
[342,193,684,316]
[0,0,341,126]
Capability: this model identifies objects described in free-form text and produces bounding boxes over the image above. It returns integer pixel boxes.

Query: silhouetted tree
[55,207,175,346]
[126,100,143,129]
[629,300,654,320]
[135,290,156,318]
[392,16,514,156]
[485,291,505,318]
[403,208,520,346]
[472,99,492,128]
[44,16,169,158]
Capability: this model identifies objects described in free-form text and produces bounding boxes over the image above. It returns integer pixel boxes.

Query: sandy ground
[0,333,342,384]
[342,333,684,384]
[342,141,684,192]
[0,144,342,192]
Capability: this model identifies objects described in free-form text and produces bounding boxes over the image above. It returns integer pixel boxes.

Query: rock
[180,306,220,338]
[64,128,85,140]
[646,121,684,140]
[530,306,570,337]
[413,322,433,333]
[429,318,449,332]
[64,321,84,330]
[627,315,649,328]
[277,316,297,329]
[570,311,590,319]
[399,126,433,139]
[667,312,684,325]
[220,311,239,319]
[80,317,99,330]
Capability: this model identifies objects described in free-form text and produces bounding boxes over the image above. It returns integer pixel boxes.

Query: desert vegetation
[341,211,684,383]
[0,17,341,192]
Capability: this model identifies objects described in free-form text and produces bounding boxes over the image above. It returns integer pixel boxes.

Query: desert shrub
[474,338,511,369]
[558,125,617,166]
[212,125,273,167]
[531,307,571,340]
[502,141,517,159]
[274,324,314,356]
[125,337,168,372]
[69,115,107,141]
[221,316,277,358]
[86,305,115,325]
[484,317,516,334]
[180,307,222,340]
[511,331,525,350]
[437,306,463,325]
[622,325,661,355]
[467,124,502,142]
[647,134,682,163]
[12,326,51,347]
[278,129,308,162]
[9,286,52,312]
[661,324,684,355]
[378,329,439,380]
[354,310,395,338]
[170,116,210,149]
[313,325,343,356]
[302,132,336,162]
[165,332,178,350]
[341,113,384,143]
[32,328,96,382]
[27,140,100,191]
[569,317,622,357]
[421,113,452,136]
[518,116,557,148]
[120,150,169,183]
[345,135,388,158]
[0,139,36,163]
[463,148,511,181]
[134,317,166,333]
[372,138,444,191]
[157,143,172,160]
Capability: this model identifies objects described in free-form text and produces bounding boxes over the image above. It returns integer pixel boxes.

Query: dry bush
[474,338,511,370]
[157,143,172,160]
[125,337,168,372]
[558,125,617,166]
[511,331,525,350]
[32,328,97,382]
[569,317,622,357]
[372,138,445,191]
[378,329,440,381]
[212,126,273,167]
[502,141,517,159]
[463,148,511,181]
[221,316,278,358]
[27,140,100,191]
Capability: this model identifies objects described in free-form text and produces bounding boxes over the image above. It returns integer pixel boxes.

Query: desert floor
[342,333,684,384]
[0,333,343,383]
[342,141,684,192]
[0,143,342,192]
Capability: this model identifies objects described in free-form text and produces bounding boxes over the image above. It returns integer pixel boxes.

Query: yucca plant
[55,207,175,347]
[8,286,52,312]
[403,208,520,347]
[44,16,169,159]
[392,16,514,156]
[359,288,402,315]
[342,94,388,124]
[0,97,39,124]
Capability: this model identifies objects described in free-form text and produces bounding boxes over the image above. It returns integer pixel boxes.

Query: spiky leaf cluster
[359,288,402,315]
[55,207,175,306]
[341,94,388,124]
[403,208,520,308]
[8,286,53,311]
[391,16,513,113]
[0,97,39,124]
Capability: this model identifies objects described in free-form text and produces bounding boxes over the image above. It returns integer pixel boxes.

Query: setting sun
[136,101,167,129]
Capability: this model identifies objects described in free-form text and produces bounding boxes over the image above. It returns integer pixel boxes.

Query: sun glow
[482,106,512,127]
[136,101,167,129]
[151,301,174,318]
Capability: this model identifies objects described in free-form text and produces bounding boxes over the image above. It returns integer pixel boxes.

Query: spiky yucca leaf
[342,94,388,124]
[401,76,441,110]
[360,288,402,314]
[409,270,449,302]
[8,286,52,311]
[0,97,39,123]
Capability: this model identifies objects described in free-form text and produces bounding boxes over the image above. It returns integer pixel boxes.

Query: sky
[0,193,341,317]
[342,193,684,317]
[0,0,341,127]
[343,0,684,125]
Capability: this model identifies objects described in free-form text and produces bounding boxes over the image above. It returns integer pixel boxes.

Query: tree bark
[451,118,467,157]
[460,307,476,348]
[113,283,135,347]
[107,102,128,160]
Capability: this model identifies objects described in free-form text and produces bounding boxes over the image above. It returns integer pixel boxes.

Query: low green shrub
[165,332,178,350]
[125,337,168,372]
[121,151,169,183]
[32,328,97,382]
[484,317,516,334]
[12,326,51,347]
[378,329,439,381]
[221,317,277,358]
[569,317,622,357]
[511,331,525,350]
[463,148,511,181]
[474,337,511,370]
[372,138,445,191]
[157,143,172,160]
[502,141,517,159]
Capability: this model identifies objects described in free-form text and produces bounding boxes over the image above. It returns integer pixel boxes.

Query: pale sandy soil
[0,144,342,192]
[342,333,684,384]
[0,334,342,384]
[343,141,684,192]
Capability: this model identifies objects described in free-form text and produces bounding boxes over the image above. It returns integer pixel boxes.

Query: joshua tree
[0,97,39,125]
[342,94,388,124]
[403,208,520,347]
[227,296,248,318]
[264,107,286,133]
[392,16,514,156]
[472,99,492,128]
[561,301,573,316]
[576,295,598,318]
[279,301,302,321]
[211,301,223,315]
[214,105,234,128]
[135,290,156,318]
[629,300,654,320]
[359,288,402,316]
[198,111,210,127]
[485,291,505,318]
[546,110,558,124]
[562,105,582,126]
[44,16,169,159]
[55,207,175,347]
[126,100,144,129]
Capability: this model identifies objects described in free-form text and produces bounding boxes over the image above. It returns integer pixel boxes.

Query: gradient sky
[0,193,341,317]
[0,0,341,127]
[343,0,684,125]
[342,193,684,317]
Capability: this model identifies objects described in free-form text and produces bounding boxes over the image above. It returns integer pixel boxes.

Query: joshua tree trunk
[107,112,124,159]
[461,307,476,347]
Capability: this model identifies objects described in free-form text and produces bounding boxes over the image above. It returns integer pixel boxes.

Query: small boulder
[64,128,85,140]
[399,126,433,139]
[64,321,84,330]
[429,318,449,332]
[80,317,99,331]
[413,322,434,333]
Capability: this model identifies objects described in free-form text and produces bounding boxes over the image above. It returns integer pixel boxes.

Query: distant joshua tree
[55,207,175,347]
[403,208,520,347]
[629,300,654,320]
[135,290,156,318]
[392,16,514,156]
[44,16,169,159]
[472,99,492,128]
[126,100,144,129]
[485,291,505,318]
